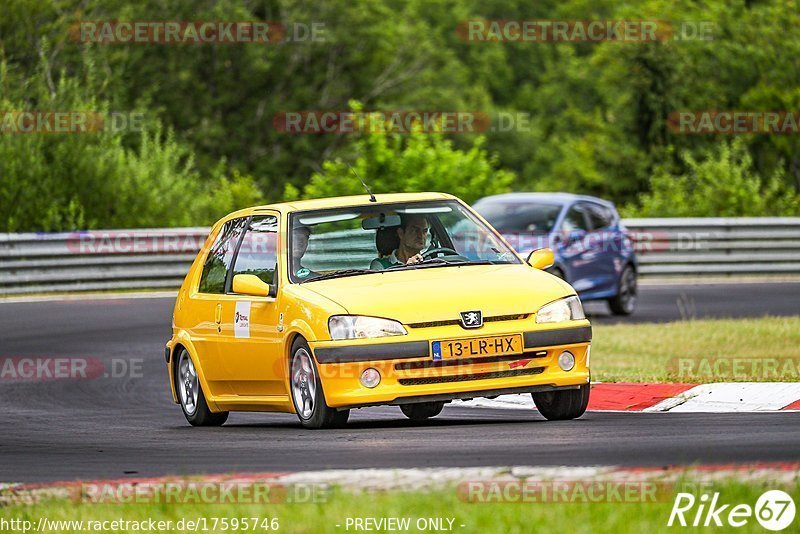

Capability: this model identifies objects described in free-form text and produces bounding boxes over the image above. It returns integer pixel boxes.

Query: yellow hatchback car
[166,192,592,428]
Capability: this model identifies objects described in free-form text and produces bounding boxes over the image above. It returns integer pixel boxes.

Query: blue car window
[562,205,589,233]
[585,204,614,231]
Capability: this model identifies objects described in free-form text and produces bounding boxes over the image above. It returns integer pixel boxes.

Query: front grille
[394,351,547,371]
[406,313,529,329]
[397,367,544,386]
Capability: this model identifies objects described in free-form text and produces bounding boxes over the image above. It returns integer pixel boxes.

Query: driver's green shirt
[370,250,403,270]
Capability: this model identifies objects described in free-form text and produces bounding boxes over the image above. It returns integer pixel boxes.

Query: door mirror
[232,274,273,297]
[526,248,555,270]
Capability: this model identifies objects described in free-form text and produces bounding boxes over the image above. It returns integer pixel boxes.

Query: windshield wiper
[393,257,480,271]
[417,257,462,265]
[415,258,511,267]
[303,268,377,282]
[461,260,495,265]
[388,257,457,270]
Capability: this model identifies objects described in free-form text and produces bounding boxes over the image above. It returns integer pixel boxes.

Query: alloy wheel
[178,351,199,416]
[291,348,317,419]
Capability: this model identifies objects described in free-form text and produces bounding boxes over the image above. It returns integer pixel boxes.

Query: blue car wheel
[608,265,637,315]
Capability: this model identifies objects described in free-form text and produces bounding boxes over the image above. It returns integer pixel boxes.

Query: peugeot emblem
[460,310,483,329]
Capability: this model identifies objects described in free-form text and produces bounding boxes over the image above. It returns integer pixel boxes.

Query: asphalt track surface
[1,282,799,482]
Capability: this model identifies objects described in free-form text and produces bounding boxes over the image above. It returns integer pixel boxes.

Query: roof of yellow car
[253,192,456,212]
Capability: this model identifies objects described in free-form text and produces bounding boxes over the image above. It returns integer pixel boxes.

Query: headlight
[328,315,407,340]
[535,296,585,324]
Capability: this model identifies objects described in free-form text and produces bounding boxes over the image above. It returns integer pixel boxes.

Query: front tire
[400,402,444,421]
[176,349,228,426]
[290,338,349,429]
[532,384,590,420]
[608,265,637,315]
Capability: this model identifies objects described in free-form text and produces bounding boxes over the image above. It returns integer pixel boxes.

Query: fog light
[558,351,575,372]
[360,368,381,388]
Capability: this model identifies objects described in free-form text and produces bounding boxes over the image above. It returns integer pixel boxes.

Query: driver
[370,214,428,270]
[291,224,318,279]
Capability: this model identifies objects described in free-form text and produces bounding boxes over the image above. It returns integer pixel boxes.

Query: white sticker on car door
[234,301,251,339]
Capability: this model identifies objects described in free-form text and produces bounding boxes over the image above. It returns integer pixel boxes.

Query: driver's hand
[406,254,424,265]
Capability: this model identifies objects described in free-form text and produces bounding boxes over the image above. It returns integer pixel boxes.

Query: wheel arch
[284,319,317,359]
[167,342,186,404]
[168,333,219,411]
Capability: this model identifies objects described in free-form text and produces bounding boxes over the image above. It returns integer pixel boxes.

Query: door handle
[215,303,222,324]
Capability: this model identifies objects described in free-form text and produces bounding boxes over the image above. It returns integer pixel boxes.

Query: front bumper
[309,322,591,409]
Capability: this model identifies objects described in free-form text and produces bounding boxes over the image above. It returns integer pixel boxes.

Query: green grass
[2,479,797,533]
[592,316,800,383]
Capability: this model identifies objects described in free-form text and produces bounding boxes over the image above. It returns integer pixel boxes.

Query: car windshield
[288,200,521,282]
[476,201,563,233]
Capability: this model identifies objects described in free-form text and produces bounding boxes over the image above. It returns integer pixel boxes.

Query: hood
[301,264,574,324]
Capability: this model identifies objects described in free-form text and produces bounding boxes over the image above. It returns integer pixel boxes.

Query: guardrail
[1,218,799,295]
[625,217,800,276]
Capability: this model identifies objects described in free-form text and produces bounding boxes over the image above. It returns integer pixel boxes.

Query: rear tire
[532,384,590,421]
[608,265,637,315]
[290,338,350,429]
[400,402,444,421]
[175,349,228,427]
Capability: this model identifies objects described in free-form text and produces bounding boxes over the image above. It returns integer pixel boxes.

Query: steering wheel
[423,247,458,259]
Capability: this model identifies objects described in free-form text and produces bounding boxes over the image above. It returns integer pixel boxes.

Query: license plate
[431,334,523,361]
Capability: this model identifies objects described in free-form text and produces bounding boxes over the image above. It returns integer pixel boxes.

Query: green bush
[0,56,262,232]
[286,117,515,205]
[624,140,800,217]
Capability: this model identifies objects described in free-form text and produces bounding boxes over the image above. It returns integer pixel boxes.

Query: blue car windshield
[477,202,563,233]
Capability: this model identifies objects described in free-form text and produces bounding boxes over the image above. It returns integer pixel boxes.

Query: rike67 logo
[668,490,795,531]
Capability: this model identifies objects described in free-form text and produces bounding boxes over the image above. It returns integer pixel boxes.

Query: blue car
[474,193,638,315]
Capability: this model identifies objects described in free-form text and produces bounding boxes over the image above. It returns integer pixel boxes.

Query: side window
[561,205,589,233]
[586,204,614,231]
[198,218,248,294]
[232,215,279,287]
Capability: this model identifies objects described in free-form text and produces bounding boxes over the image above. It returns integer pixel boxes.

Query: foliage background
[1,0,799,230]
